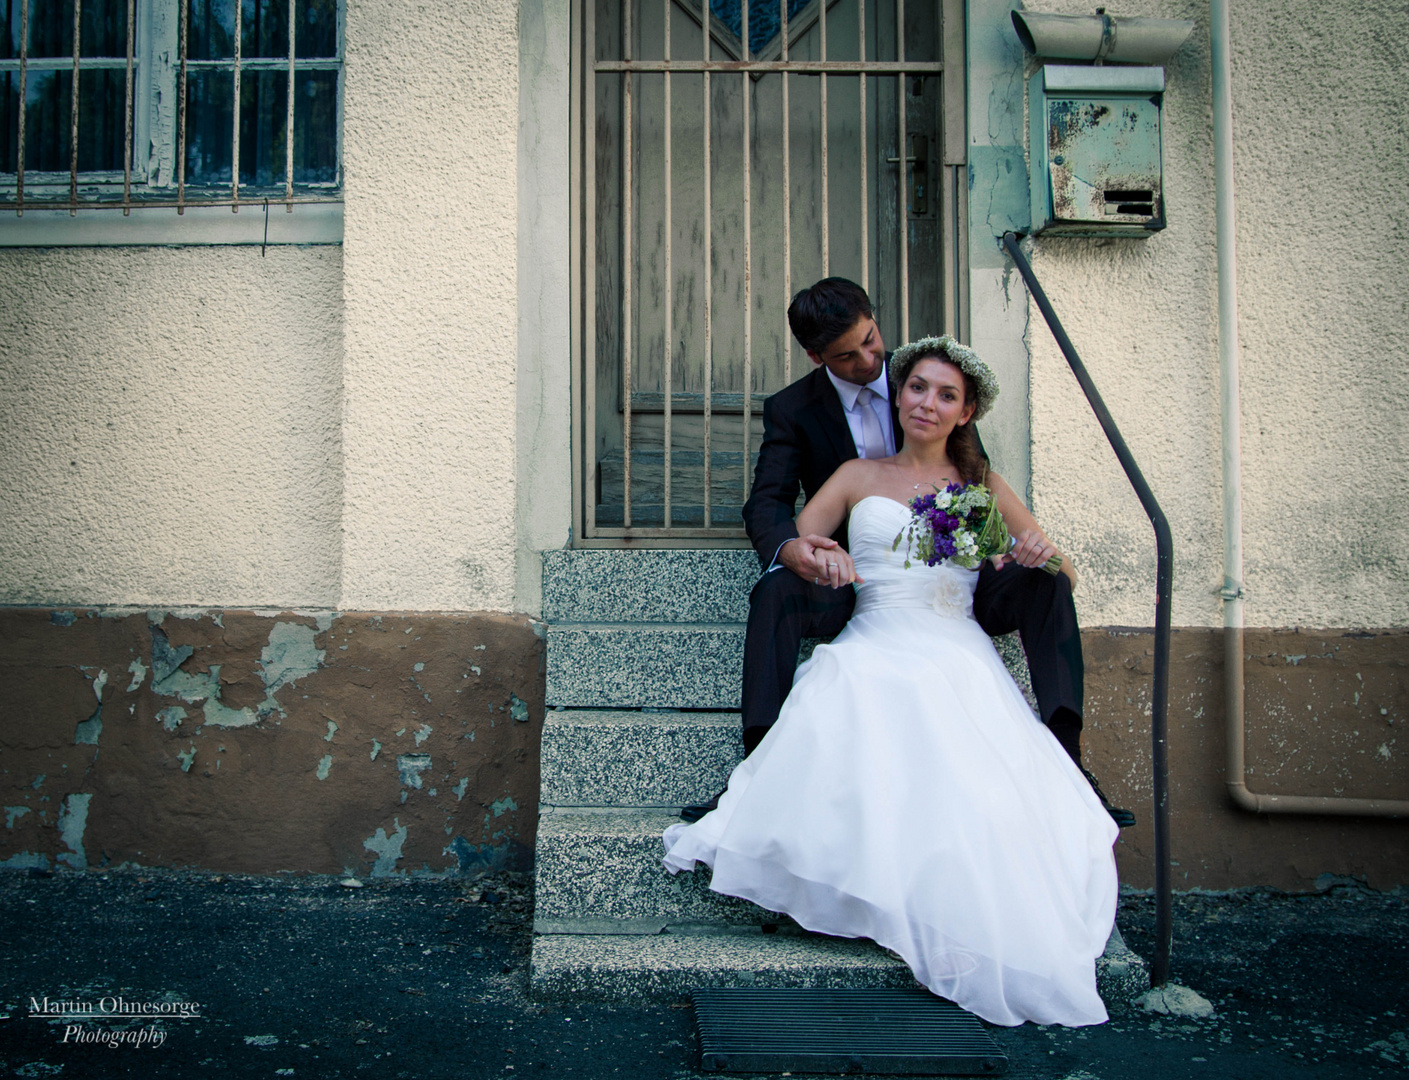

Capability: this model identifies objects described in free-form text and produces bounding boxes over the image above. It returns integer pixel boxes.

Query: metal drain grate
[692,988,1008,1075]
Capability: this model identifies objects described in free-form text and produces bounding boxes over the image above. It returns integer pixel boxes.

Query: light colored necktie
[855,387,888,460]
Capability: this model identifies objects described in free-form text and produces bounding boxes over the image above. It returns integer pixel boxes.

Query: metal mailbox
[1029,64,1167,237]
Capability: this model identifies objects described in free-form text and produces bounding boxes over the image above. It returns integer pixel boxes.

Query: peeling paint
[0,852,51,869]
[126,658,148,691]
[414,662,425,672]
[50,611,76,626]
[370,739,382,761]
[413,723,432,746]
[443,835,513,875]
[91,669,108,701]
[261,622,325,696]
[31,774,45,789]
[56,792,91,869]
[363,819,408,876]
[5,806,31,829]
[177,746,197,773]
[397,754,432,789]
[316,754,333,780]
[74,705,102,746]
[489,796,518,818]
[156,706,186,732]
[509,694,529,722]
[324,721,338,742]
[150,625,194,684]
[453,777,468,801]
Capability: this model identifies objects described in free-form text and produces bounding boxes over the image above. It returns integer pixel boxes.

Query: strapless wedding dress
[663,495,1119,1027]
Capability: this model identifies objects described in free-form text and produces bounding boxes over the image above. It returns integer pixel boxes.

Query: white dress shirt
[825,365,897,459]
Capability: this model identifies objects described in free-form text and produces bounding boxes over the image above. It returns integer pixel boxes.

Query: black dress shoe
[679,791,721,823]
[1081,767,1137,829]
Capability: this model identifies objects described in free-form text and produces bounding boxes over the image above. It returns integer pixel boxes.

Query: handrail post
[1001,231,1174,988]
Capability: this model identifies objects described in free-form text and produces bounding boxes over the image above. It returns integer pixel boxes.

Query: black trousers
[740,561,1083,738]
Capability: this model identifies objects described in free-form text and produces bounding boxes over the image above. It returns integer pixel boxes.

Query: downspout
[1213,0,1409,818]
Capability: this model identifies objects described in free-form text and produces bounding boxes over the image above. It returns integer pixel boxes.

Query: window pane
[188,0,235,61]
[710,0,810,56]
[295,0,334,59]
[185,67,232,183]
[25,0,74,59]
[81,0,127,57]
[292,68,333,182]
[238,67,284,185]
[241,0,287,60]
[3,0,20,59]
[22,68,68,171]
[2,71,16,169]
[77,67,125,169]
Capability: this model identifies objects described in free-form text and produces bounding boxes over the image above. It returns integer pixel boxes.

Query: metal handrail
[1000,231,1174,989]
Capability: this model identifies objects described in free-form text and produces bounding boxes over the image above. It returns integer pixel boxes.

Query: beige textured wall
[1020,0,1409,629]
[340,0,521,611]
[0,247,343,608]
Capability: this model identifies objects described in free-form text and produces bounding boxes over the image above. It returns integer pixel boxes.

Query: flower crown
[888,335,1000,422]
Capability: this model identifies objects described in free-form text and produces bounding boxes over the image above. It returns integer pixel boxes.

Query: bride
[662,335,1119,1027]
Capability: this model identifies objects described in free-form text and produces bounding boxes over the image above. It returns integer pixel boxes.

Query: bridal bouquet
[893,482,1062,575]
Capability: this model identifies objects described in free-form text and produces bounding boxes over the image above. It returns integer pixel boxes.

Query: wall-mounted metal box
[1029,64,1166,237]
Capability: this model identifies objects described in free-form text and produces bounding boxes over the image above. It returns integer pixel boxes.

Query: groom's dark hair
[788,278,875,355]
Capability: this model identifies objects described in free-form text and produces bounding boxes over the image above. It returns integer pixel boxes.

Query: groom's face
[808,316,886,387]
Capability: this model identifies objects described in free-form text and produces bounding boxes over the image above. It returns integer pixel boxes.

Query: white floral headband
[888,335,1000,422]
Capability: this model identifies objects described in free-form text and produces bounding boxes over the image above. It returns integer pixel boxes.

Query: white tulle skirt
[663,593,1118,1027]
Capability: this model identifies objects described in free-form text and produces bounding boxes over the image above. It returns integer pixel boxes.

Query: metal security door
[572,0,966,545]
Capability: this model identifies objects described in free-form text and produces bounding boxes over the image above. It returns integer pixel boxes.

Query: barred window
[1,0,342,214]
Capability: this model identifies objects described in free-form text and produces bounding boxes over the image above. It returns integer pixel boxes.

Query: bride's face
[898,358,976,442]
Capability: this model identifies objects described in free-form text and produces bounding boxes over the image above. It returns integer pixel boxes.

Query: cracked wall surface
[0,610,543,877]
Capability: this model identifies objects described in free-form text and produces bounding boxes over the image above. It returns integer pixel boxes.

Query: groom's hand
[782,535,862,588]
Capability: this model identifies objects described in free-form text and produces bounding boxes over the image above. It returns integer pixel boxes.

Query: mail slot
[1029,64,1167,237]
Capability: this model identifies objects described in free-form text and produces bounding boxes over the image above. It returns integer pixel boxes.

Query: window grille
[1,0,342,215]
[572,0,967,545]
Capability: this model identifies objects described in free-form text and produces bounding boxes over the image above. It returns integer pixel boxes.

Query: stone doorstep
[544,625,1035,711]
[534,807,768,924]
[540,710,741,807]
[545,625,746,709]
[528,926,1149,1007]
[541,549,759,625]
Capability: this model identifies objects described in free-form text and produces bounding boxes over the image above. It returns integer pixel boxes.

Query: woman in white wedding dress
[662,336,1119,1028]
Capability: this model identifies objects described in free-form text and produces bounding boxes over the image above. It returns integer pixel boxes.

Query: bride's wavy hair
[889,344,990,486]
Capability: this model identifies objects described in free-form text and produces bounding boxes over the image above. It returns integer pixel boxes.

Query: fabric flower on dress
[929,570,975,619]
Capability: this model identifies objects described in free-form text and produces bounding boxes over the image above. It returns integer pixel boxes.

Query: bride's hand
[998,528,1059,570]
[782,535,864,588]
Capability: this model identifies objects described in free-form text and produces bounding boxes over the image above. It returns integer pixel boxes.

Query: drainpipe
[1213,0,1409,818]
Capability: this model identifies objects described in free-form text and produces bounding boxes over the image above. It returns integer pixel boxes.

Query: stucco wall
[0,247,344,609]
[340,0,521,612]
[1018,0,1409,630]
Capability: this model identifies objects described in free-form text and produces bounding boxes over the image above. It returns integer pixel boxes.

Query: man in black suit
[682,277,1133,827]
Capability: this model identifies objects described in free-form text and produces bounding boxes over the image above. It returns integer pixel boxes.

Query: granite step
[540,710,742,807]
[541,549,757,624]
[545,625,746,709]
[529,924,1150,1006]
[534,807,771,925]
[529,929,915,1003]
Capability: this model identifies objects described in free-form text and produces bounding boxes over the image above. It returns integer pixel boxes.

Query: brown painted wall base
[1,613,1404,890]
[0,609,544,877]
[1084,627,1408,892]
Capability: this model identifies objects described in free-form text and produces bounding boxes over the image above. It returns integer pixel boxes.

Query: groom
[682,277,1133,827]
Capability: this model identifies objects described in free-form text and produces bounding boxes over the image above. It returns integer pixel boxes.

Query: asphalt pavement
[1,867,1406,1079]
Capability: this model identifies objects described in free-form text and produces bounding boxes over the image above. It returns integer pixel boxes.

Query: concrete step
[540,710,741,807]
[545,625,745,708]
[529,929,915,1002]
[542,549,757,624]
[544,625,1033,713]
[529,924,1149,1006]
[534,808,771,925]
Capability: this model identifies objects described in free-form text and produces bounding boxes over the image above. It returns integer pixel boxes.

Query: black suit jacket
[742,360,901,569]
